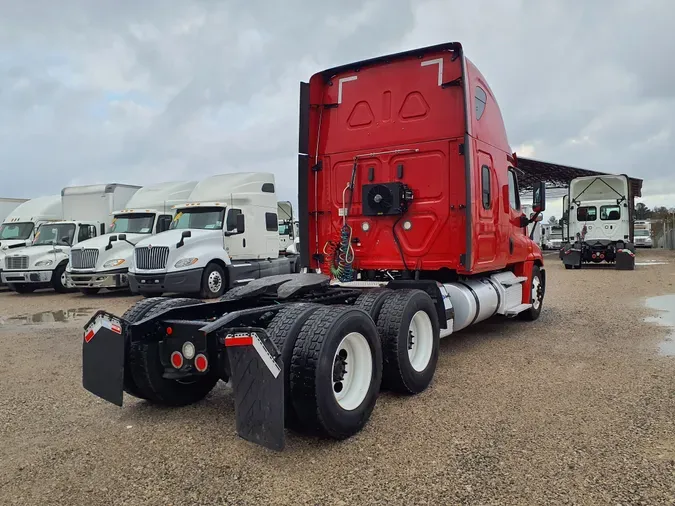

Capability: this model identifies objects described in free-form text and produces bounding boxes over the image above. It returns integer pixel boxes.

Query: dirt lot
[1,251,674,506]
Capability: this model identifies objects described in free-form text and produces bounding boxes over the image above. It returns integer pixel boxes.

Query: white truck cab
[633,220,653,248]
[0,195,62,287]
[66,180,198,294]
[1,184,140,293]
[128,172,299,299]
[277,201,296,252]
[561,174,634,267]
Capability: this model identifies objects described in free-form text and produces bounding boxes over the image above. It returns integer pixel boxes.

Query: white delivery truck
[67,180,198,295]
[633,220,653,248]
[0,195,62,287]
[2,184,140,293]
[560,174,635,269]
[521,204,543,246]
[542,224,564,250]
[127,172,299,299]
[0,198,29,224]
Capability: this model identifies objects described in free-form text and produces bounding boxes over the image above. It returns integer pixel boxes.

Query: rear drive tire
[52,263,70,293]
[354,288,393,321]
[376,289,440,394]
[121,297,169,399]
[290,306,382,439]
[128,297,219,406]
[200,262,226,299]
[519,265,544,321]
[266,303,322,429]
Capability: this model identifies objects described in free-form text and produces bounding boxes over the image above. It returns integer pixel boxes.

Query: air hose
[322,182,356,282]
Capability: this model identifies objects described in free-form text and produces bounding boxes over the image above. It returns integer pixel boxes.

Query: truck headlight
[175,258,198,268]
[35,260,53,267]
[103,259,125,268]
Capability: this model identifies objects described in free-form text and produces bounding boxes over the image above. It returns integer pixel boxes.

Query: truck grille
[71,249,99,269]
[135,246,169,270]
[5,256,28,270]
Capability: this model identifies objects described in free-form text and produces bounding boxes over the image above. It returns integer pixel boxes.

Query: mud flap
[225,330,284,451]
[615,249,635,270]
[562,248,581,268]
[82,311,125,406]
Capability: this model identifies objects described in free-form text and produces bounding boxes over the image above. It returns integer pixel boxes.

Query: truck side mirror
[105,235,117,251]
[533,182,546,213]
[176,230,191,248]
[118,234,126,241]
[224,210,245,236]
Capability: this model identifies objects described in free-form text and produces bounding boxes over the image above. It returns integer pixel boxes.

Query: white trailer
[560,174,634,269]
[2,184,140,293]
[67,180,198,294]
[127,172,299,299]
[0,195,63,287]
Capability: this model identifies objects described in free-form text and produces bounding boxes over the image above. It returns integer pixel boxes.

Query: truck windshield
[170,208,225,230]
[111,213,155,234]
[635,229,650,237]
[0,222,34,240]
[33,224,76,246]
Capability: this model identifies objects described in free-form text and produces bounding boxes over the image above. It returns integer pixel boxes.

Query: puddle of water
[644,294,675,356]
[0,307,95,326]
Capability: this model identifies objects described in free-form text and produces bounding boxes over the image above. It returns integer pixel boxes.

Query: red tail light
[194,354,208,372]
[170,351,183,369]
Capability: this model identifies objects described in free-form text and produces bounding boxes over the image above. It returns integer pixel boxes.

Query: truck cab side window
[481,165,491,209]
[507,169,520,211]
[475,86,487,120]
[226,208,243,232]
[78,225,95,242]
[156,215,172,233]
[265,213,278,232]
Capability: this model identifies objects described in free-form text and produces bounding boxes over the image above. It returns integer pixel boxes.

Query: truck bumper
[1,269,53,284]
[128,268,204,294]
[68,269,129,289]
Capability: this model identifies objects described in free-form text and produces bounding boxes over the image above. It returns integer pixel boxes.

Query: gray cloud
[1,0,673,211]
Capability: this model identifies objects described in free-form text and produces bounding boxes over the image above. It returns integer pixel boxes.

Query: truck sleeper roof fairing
[298,42,514,275]
[178,172,277,208]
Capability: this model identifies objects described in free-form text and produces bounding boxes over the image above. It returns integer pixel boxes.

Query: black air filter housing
[362,182,412,216]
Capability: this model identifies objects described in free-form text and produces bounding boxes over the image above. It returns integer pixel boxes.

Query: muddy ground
[1,250,674,506]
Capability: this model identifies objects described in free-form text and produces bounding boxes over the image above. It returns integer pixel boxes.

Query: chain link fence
[656,228,675,249]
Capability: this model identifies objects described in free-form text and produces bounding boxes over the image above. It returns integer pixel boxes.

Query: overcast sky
[1,0,673,221]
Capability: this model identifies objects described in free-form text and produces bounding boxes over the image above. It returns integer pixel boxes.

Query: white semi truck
[66,180,198,295]
[277,201,296,252]
[0,195,63,287]
[127,172,299,299]
[560,174,635,269]
[2,184,140,293]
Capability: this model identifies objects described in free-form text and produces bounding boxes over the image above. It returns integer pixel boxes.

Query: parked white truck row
[1,172,299,297]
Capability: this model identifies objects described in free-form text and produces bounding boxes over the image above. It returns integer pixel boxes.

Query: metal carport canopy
[515,157,643,198]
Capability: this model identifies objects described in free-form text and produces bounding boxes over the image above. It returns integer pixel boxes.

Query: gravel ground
[1,250,674,506]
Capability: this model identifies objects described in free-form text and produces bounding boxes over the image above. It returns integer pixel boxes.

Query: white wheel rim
[531,276,541,309]
[332,332,373,411]
[61,272,67,286]
[207,271,222,293]
[408,310,434,372]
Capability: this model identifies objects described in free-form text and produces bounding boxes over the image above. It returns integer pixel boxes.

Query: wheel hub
[331,332,372,410]
[208,271,222,292]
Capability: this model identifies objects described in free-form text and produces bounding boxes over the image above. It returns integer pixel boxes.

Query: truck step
[500,276,528,286]
[505,303,532,316]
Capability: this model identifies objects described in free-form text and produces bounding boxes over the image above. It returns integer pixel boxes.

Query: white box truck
[633,220,653,248]
[0,195,63,287]
[127,172,299,299]
[2,184,140,293]
[66,180,198,295]
[560,174,635,269]
[0,198,29,224]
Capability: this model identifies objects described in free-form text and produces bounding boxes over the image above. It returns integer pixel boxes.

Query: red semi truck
[81,42,546,451]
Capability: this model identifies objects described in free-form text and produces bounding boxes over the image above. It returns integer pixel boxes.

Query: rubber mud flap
[225,328,285,451]
[82,311,126,407]
[561,248,581,268]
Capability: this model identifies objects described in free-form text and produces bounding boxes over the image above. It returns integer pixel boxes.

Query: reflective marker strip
[225,333,281,378]
[84,315,122,343]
